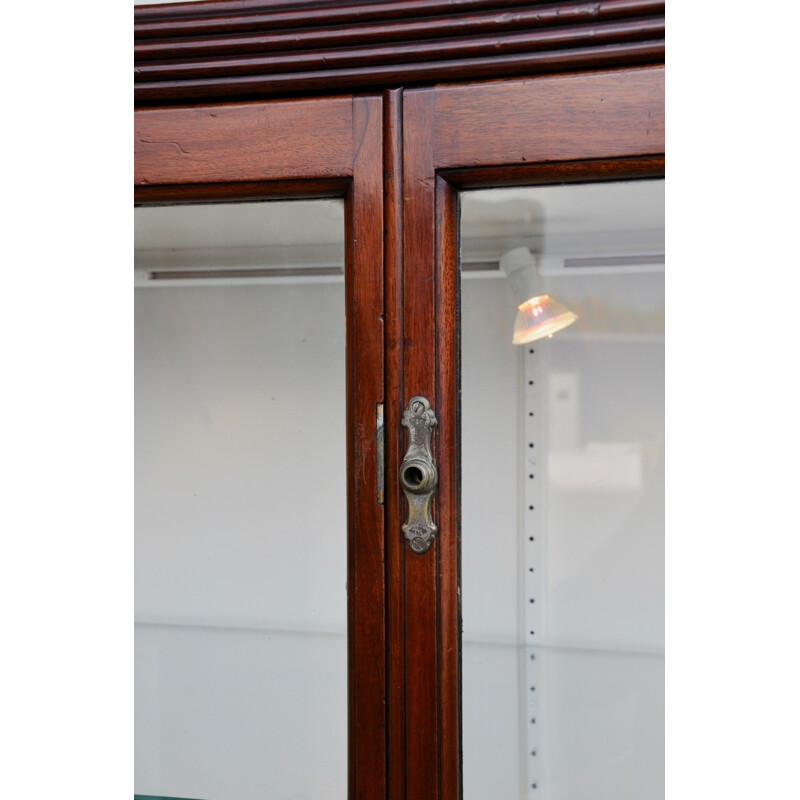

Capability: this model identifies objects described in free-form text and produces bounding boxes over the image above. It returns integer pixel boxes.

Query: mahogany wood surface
[135,19,663,82]
[400,87,439,800]
[136,5,662,61]
[433,65,665,167]
[441,154,666,189]
[134,96,353,184]
[134,0,664,104]
[347,95,387,800]
[434,175,461,800]
[136,0,663,40]
[134,177,349,205]
[136,41,664,104]
[135,0,580,31]
[395,66,664,799]
[135,91,387,800]
[135,3,665,792]
[383,87,407,800]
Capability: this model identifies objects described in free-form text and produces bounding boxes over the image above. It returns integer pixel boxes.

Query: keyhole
[404,465,424,487]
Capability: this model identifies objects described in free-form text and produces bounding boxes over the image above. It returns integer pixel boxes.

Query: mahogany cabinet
[135,3,665,799]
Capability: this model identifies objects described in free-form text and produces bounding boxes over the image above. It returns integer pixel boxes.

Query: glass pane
[460,180,664,799]
[135,200,346,800]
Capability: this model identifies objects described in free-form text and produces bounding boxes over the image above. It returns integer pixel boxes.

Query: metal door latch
[400,396,438,554]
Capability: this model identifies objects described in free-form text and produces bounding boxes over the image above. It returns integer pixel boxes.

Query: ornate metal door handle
[400,396,438,554]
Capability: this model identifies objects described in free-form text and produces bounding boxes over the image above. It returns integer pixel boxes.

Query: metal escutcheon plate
[400,396,438,554]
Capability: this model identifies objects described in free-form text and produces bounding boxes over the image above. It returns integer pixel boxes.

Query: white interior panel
[460,180,664,800]
[135,282,346,632]
[135,200,346,799]
[134,627,346,799]
[461,278,521,643]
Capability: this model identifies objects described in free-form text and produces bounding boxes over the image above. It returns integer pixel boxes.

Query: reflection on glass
[135,200,346,800]
[499,246,578,344]
[460,180,664,799]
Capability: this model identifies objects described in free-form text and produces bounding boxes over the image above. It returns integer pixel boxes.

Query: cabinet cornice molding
[134,0,665,105]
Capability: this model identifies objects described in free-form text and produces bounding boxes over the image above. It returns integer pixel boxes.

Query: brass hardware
[376,403,385,506]
[400,396,438,554]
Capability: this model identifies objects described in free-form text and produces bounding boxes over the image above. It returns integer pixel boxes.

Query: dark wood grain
[435,174,461,800]
[134,97,353,184]
[346,94,387,800]
[136,3,662,59]
[134,177,349,206]
[134,0,666,787]
[135,41,663,103]
[433,66,665,167]
[441,154,666,189]
[136,0,663,39]
[134,0,664,104]
[134,90,387,800]
[383,87,407,800]
[135,19,663,81]
[135,0,577,33]
[401,87,439,800]
[396,71,664,800]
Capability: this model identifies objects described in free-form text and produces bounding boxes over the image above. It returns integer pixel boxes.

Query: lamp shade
[512,294,578,344]
[499,246,577,344]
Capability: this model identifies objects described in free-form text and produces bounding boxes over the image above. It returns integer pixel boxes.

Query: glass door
[459,179,665,799]
[134,91,386,800]
[392,70,664,800]
[135,199,349,799]
[133,69,663,800]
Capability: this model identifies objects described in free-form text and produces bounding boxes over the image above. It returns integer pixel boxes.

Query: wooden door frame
[135,4,665,798]
[135,92,387,800]
[390,65,665,799]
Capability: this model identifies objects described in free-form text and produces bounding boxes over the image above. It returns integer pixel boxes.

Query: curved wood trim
[135,0,567,32]
[135,0,662,37]
[134,0,664,105]
[136,2,662,58]
[135,19,663,81]
[135,40,663,103]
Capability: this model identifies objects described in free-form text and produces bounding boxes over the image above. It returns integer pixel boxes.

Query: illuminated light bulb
[499,246,577,345]
[512,294,578,345]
